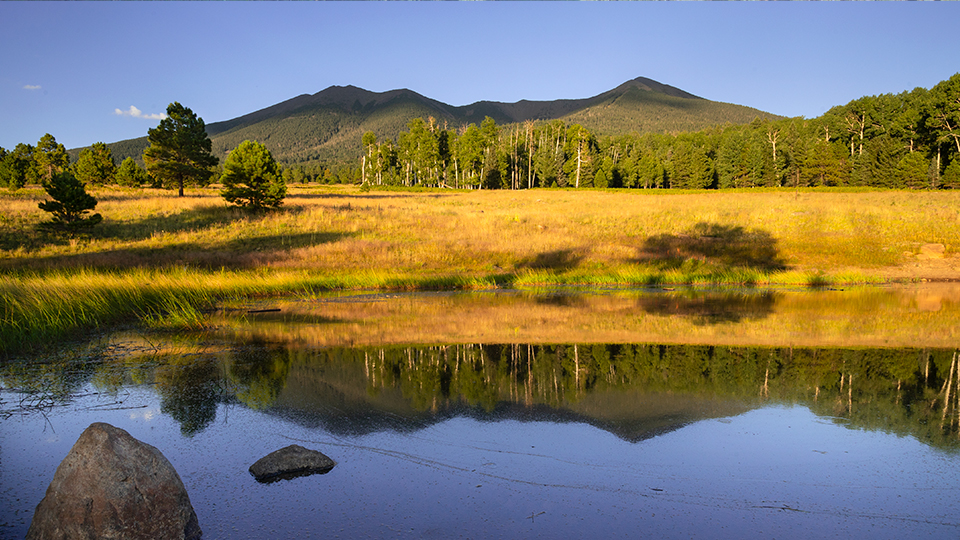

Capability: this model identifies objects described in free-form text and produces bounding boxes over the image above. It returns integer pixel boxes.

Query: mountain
[92,77,779,166]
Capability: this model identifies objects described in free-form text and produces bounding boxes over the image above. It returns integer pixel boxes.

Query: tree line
[0,113,344,196]
[1,103,293,231]
[358,74,960,190]
[3,74,958,197]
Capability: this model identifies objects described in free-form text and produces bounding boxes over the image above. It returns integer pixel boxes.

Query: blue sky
[2,2,958,151]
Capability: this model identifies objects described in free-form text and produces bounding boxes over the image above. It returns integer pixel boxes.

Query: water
[3,286,960,539]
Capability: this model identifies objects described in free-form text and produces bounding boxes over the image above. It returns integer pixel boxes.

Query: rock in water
[26,422,201,540]
[249,444,336,482]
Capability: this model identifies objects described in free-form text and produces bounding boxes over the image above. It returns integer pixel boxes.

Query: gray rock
[26,422,201,540]
[249,444,336,482]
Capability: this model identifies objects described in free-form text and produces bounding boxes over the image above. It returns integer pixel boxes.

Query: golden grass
[211,284,960,349]
[2,185,959,351]
[4,185,960,277]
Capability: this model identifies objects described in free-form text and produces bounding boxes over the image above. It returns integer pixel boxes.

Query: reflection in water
[212,284,960,348]
[3,287,960,539]
[5,339,959,451]
[271,343,960,449]
[156,358,222,436]
[637,289,777,324]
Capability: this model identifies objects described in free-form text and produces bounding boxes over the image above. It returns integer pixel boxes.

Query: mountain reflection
[6,340,957,451]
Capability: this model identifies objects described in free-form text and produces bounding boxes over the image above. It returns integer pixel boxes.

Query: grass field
[2,185,959,352]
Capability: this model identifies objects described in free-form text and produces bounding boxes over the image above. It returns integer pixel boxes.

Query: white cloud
[114,105,166,120]
[23,84,41,90]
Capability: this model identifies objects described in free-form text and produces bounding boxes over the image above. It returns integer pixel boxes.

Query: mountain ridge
[87,77,779,166]
[208,76,708,136]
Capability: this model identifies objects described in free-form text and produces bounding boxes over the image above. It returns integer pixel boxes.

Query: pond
[2,285,960,539]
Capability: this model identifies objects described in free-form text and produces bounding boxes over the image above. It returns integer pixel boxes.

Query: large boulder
[26,422,201,540]
[249,444,336,482]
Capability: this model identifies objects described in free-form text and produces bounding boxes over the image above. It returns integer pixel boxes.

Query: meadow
[2,185,959,352]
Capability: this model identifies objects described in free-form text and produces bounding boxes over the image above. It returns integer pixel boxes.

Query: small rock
[249,444,336,482]
[27,422,201,540]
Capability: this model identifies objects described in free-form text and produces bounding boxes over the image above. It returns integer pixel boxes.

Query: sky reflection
[3,383,959,539]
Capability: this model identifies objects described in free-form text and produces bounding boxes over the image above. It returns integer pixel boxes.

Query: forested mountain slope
[89,77,778,166]
[562,83,775,136]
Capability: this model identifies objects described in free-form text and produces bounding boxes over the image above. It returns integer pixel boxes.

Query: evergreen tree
[38,171,102,231]
[891,88,928,153]
[668,135,714,189]
[74,142,117,185]
[455,123,487,188]
[942,157,960,189]
[802,138,848,186]
[33,134,70,183]
[0,143,36,190]
[143,102,218,197]
[115,157,150,187]
[925,74,960,157]
[636,152,665,189]
[220,140,286,210]
[861,135,904,188]
[898,152,929,189]
[716,128,752,188]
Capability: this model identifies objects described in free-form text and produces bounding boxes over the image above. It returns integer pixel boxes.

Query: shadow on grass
[2,204,243,252]
[92,192,214,203]
[636,222,787,272]
[518,249,585,272]
[95,204,253,242]
[2,231,353,271]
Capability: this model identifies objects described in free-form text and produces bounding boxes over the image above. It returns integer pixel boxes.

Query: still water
[2,285,960,539]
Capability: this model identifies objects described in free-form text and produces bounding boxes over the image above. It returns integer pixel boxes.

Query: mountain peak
[609,77,703,100]
[106,77,778,166]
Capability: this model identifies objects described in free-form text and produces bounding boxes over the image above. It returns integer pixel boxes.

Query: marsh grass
[2,185,959,352]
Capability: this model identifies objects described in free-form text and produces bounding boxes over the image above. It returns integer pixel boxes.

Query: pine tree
[74,142,117,185]
[143,102,218,196]
[33,134,70,183]
[0,143,36,191]
[115,157,150,187]
[38,171,102,231]
[220,140,286,210]
[898,152,929,189]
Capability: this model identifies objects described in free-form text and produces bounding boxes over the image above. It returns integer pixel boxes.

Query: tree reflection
[224,338,291,410]
[155,357,222,436]
[637,290,777,324]
[5,340,959,450]
[236,343,960,449]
